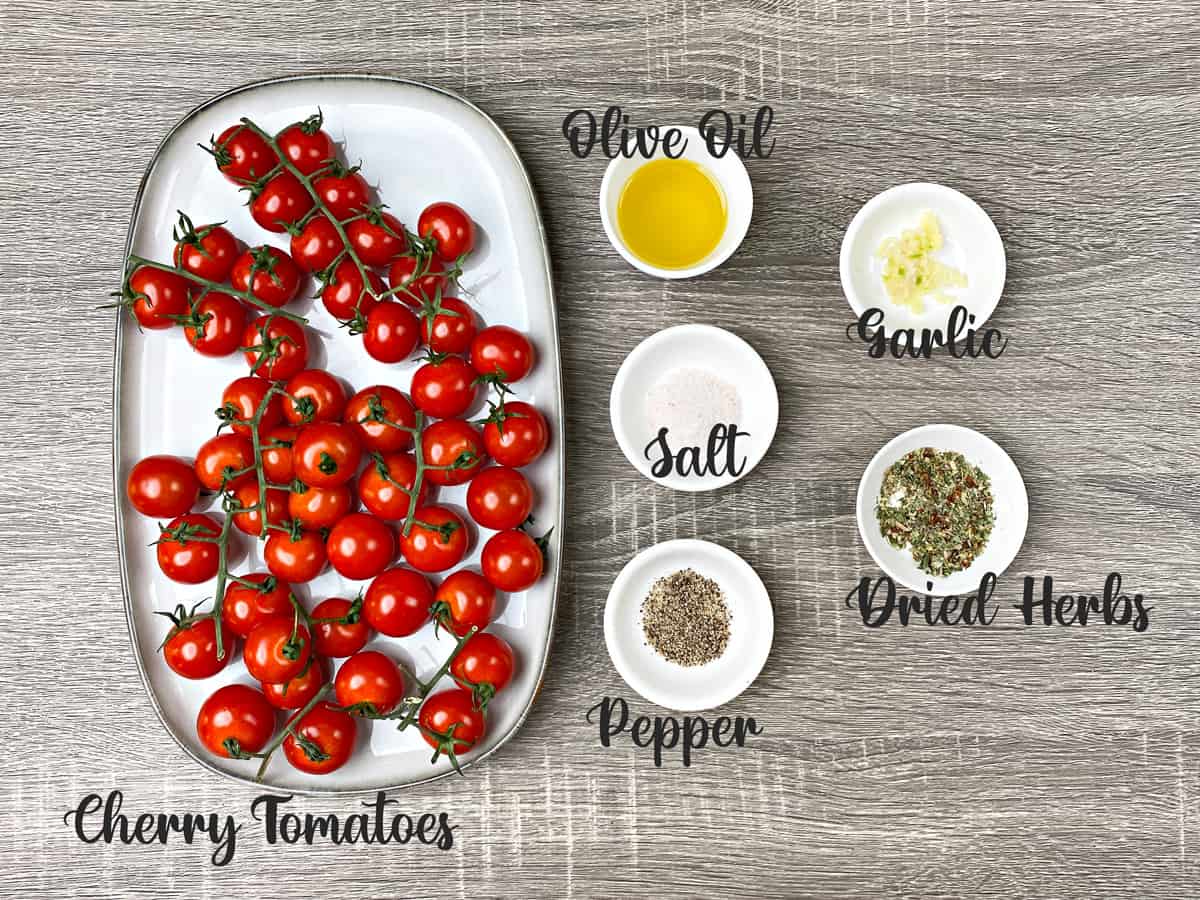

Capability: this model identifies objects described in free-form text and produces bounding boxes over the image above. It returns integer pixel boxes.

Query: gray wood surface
[2,1,1198,897]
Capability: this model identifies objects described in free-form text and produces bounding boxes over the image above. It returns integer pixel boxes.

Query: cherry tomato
[263,658,326,710]
[184,291,246,357]
[260,425,299,484]
[411,356,477,419]
[420,297,477,355]
[358,452,429,520]
[347,210,407,266]
[173,220,240,283]
[209,124,277,183]
[243,618,311,684]
[276,116,336,176]
[197,684,276,757]
[194,433,256,491]
[419,688,486,760]
[320,258,384,321]
[291,214,342,274]
[363,567,434,637]
[313,167,371,221]
[482,401,549,468]
[284,369,347,425]
[283,703,356,775]
[125,266,189,330]
[310,597,369,658]
[344,385,415,453]
[163,617,230,680]
[326,513,395,580]
[251,172,315,232]
[157,513,222,583]
[421,419,485,487]
[231,481,289,536]
[470,325,534,382]
[127,455,200,518]
[451,632,515,696]
[418,202,475,261]
[362,302,420,364]
[433,570,496,636]
[482,529,545,592]
[400,506,469,573]
[221,375,284,437]
[387,253,449,308]
[222,572,294,639]
[231,245,303,309]
[264,529,327,583]
[466,466,534,531]
[243,316,309,381]
[288,483,354,530]
[334,650,405,713]
[292,422,362,488]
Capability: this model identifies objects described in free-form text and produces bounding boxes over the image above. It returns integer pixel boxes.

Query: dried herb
[641,569,731,666]
[876,447,995,577]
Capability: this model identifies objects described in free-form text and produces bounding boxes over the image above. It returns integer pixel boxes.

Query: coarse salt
[644,367,742,448]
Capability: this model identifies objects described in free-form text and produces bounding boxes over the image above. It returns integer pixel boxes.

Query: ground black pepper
[640,568,731,666]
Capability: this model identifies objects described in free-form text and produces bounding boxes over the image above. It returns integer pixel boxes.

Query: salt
[644,367,742,448]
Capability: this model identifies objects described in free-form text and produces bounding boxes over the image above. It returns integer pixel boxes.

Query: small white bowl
[856,424,1029,596]
[610,324,779,492]
[604,539,773,712]
[840,182,1006,336]
[599,126,753,279]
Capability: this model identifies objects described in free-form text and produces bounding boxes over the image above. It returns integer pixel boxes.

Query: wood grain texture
[1,1,1199,897]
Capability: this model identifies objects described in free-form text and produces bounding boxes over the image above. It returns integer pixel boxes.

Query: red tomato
[222,572,294,639]
[127,455,200,518]
[400,506,469,573]
[466,466,534,531]
[231,481,289,536]
[433,570,496,636]
[288,483,354,530]
[184,291,246,357]
[125,266,190,330]
[292,422,362,488]
[260,425,299,484]
[470,325,535,382]
[327,513,395,580]
[482,401,549,468]
[321,258,383,321]
[243,618,311,684]
[421,419,485,487]
[313,166,371,221]
[358,452,428,520]
[411,356,477,419]
[420,297,477,355]
[418,202,476,261]
[387,254,449,308]
[194,433,256,491]
[290,214,342,274]
[242,316,309,381]
[481,529,545,592]
[163,617,230,680]
[276,116,336,176]
[334,650,405,714]
[451,632,515,698]
[197,684,276,757]
[363,567,434,637]
[283,703,356,775]
[264,529,327,583]
[209,124,277,183]
[284,369,347,425]
[231,245,303,309]
[221,376,284,437]
[347,210,407,266]
[174,220,240,283]
[310,597,369,658]
[156,514,222,583]
[263,659,326,710]
[363,302,420,364]
[419,688,486,763]
[344,385,416,453]
[251,172,315,232]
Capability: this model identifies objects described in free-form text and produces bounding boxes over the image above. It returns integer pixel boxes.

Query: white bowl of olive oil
[599,126,753,279]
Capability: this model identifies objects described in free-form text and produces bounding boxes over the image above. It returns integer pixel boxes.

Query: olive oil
[616,158,727,270]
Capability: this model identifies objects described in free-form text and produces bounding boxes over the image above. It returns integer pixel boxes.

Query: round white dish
[855,424,1029,596]
[604,539,773,712]
[599,126,752,279]
[839,182,1006,338]
[610,324,778,492]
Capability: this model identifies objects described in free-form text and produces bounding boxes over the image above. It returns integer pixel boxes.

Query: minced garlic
[875,210,967,314]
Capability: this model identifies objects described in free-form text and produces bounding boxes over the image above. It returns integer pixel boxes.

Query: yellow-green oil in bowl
[616,158,728,270]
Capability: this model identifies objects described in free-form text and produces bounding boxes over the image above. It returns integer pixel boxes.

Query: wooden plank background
[1,1,1198,897]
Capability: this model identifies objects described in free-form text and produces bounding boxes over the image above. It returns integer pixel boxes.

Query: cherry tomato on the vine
[421,419,485,487]
[288,483,354,530]
[184,291,246,357]
[231,245,302,309]
[481,529,545,592]
[197,684,275,757]
[284,369,347,425]
[362,302,420,364]
[343,385,415,453]
[419,297,476,355]
[347,210,407,267]
[163,617,230,680]
[231,481,289,536]
[326,513,395,580]
[387,253,450,308]
[283,703,356,775]
[419,688,486,761]
[482,401,549,468]
[156,513,222,583]
[358,452,428,520]
[264,529,328,583]
[310,597,369,658]
[222,572,293,639]
[260,425,299,484]
[466,466,534,531]
[243,618,311,684]
[470,325,535,382]
[400,505,469,573]
[276,116,336,176]
[451,632,515,698]
[363,567,434,637]
[251,172,315,233]
[194,433,256,491]
[209,124,277,183]
[418,202,475,262]
[313,166,371,221]
[221,375,284,437]
[334,650,405,714]
[292,422,362,488]
[174,221,240,283]
[125,266,190,330]
[127,455,200,518]
[433,570,495,636]
[262,658,326,710]
[290,214,342,275]
[321,258,383,321]
[411,356,477,419]
[242,316,309,381]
